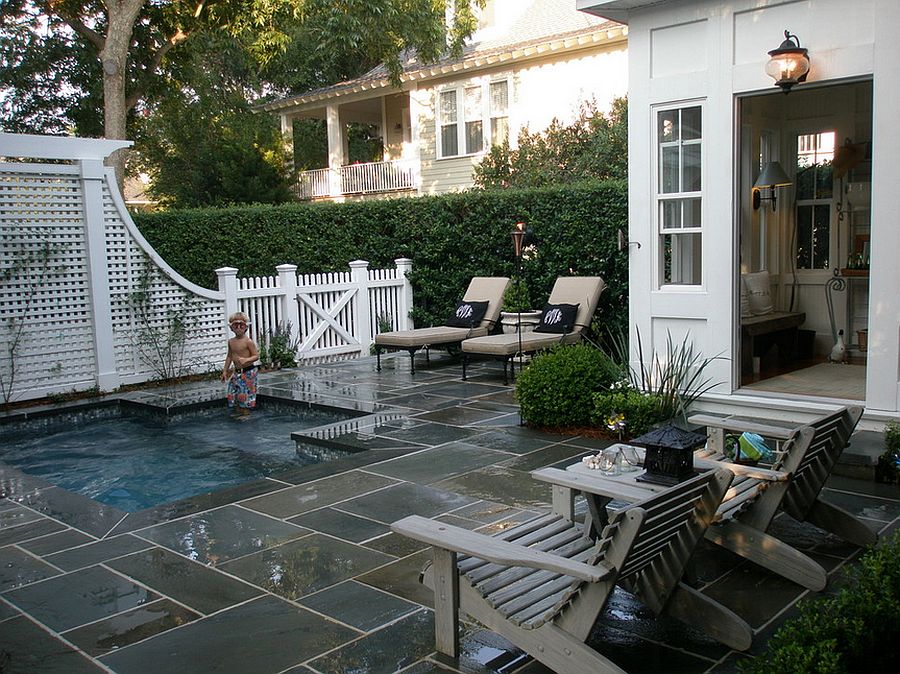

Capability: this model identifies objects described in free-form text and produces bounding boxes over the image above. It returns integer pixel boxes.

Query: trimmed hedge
[133,180,627,332]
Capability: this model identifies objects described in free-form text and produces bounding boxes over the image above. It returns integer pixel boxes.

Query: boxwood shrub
[516,344,622,428]
[740,531,900,674]
[592,388,666,439]
[133,180,628,336]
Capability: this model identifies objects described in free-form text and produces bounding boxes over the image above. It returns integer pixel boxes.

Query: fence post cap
[215,267,239,275]
[348,260,370,268]
[394,258,413,265]
[275,263,298,272]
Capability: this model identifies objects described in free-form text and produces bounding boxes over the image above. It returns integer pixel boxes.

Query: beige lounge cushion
[377,326,488,348]
[374,276,510,349]
[462,330,581,356]
[548,277,606,332]
[462,276,606,357]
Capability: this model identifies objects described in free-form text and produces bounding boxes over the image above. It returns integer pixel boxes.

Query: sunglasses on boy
[230,321,247,328]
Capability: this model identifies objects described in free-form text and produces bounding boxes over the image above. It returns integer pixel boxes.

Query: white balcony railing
[296,159,417,199]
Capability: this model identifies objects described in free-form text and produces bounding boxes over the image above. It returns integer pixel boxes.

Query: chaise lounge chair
[374,276,509,374]
[461,276,606,382]
[392,468,751,674]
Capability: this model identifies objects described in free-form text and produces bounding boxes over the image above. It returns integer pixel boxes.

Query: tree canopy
[1,1,483,185]
[474,97,628,189]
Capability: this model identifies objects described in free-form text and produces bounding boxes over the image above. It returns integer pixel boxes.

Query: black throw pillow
[444,300,489,328]
[534,303,579,334]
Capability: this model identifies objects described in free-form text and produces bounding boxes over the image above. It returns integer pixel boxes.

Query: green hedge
[134,180,628,331]
[740,531,900,674]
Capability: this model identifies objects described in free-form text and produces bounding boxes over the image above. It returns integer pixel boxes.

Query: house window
[438,79,509,158]
[656,105,702,286]
[795,131,835,270]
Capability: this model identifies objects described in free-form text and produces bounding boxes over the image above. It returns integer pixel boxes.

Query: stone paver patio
[1,353,898,673]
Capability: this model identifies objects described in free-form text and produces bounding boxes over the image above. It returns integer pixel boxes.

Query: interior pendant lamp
[752,161,792,210]
[765,30,810,93]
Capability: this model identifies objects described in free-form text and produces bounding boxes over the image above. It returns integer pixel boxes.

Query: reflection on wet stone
[219,533,392,599]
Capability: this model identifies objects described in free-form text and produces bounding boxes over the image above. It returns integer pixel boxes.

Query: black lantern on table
[630,424,707,486]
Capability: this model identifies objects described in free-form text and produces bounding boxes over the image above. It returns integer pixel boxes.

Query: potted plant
[500,280,542,334]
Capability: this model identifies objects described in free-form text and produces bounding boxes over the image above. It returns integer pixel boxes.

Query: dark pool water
[1,406,347,512]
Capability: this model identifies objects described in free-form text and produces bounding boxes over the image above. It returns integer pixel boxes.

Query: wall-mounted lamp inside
[752,161,792,211]
[765,30,810,93]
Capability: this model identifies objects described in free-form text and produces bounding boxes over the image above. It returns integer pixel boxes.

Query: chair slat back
[602,469,732,613]
[782,406,862,519]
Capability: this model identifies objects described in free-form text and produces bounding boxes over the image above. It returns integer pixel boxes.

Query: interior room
[737,80,872,401]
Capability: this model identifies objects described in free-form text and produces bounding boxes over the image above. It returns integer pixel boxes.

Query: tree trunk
[101,1,146,190]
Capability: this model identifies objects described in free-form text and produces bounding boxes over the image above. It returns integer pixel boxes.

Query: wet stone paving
[1,353,898,673]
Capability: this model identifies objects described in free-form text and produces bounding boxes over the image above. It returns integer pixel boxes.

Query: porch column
[280,114,294,174]
[326,103,343,197]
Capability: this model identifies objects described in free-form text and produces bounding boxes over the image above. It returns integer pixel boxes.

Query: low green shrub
[592,387,666,439]
[877,419,900,483]
[516,344,622,428]
[740,531,900,674]
[258,322,300,369]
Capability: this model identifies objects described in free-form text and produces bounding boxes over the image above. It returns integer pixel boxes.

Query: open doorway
[737,80,872,400]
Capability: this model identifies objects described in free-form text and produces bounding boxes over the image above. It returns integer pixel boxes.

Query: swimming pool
[1,403,351,512]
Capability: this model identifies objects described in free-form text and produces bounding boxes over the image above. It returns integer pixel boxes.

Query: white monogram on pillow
[543,307,564,325]
[456,304,474,319]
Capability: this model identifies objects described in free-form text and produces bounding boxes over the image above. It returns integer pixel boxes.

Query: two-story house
[259,0,628,200]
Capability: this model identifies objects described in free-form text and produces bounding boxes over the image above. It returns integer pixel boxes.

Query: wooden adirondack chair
[692,405,873,542]
[392,469,750,674]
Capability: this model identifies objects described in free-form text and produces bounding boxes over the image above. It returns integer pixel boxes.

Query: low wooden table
[533,444,784,537]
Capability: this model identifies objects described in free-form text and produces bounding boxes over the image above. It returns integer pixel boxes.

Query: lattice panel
[104,184,225,381]
[0,166,96,398]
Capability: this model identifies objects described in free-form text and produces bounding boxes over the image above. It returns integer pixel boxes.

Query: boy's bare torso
[229,336,256,367]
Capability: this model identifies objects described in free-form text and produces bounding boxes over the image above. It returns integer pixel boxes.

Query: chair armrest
[688,413,795,440]
[531,467,651,503]
[692,457,789,482]
[391,515,611,582]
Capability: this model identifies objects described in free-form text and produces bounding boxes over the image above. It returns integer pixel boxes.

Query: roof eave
[257,25,628,114]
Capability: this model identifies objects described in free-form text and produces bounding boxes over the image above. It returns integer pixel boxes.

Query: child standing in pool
[222,312,260,417]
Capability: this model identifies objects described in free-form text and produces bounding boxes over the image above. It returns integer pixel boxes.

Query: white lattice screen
[0,164,97,396]
[0,135,227,402]
[104,183,224,384]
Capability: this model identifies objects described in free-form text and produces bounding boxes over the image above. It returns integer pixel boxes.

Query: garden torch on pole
[510,222,530,385]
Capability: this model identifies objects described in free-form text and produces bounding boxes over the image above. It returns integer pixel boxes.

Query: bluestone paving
[0,355,896,673]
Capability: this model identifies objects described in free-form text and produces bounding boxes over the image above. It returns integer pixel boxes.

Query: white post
[82,160,121,392]
[276,264,302,350]
[395,258,415,330]
[326,104,343,197]
[216,267,239,322]
[349,260,372,355]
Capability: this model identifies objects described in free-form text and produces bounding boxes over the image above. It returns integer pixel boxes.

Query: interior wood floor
[741,359,866,400]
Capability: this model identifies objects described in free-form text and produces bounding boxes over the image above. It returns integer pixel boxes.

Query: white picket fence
[218,260,414,363]
[0,132,415,403]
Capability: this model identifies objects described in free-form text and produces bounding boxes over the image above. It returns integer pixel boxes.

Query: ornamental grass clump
[516,343,622,428]
[740,531,900,674]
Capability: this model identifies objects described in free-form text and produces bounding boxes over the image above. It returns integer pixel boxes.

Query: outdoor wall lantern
[630,424,707,486]
[752,161,792,210]
[765,30,810,93]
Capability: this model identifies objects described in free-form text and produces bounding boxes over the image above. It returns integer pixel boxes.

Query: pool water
[1,406,347,512]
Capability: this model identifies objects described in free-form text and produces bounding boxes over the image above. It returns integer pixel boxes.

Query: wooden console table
[741,311,806,374]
